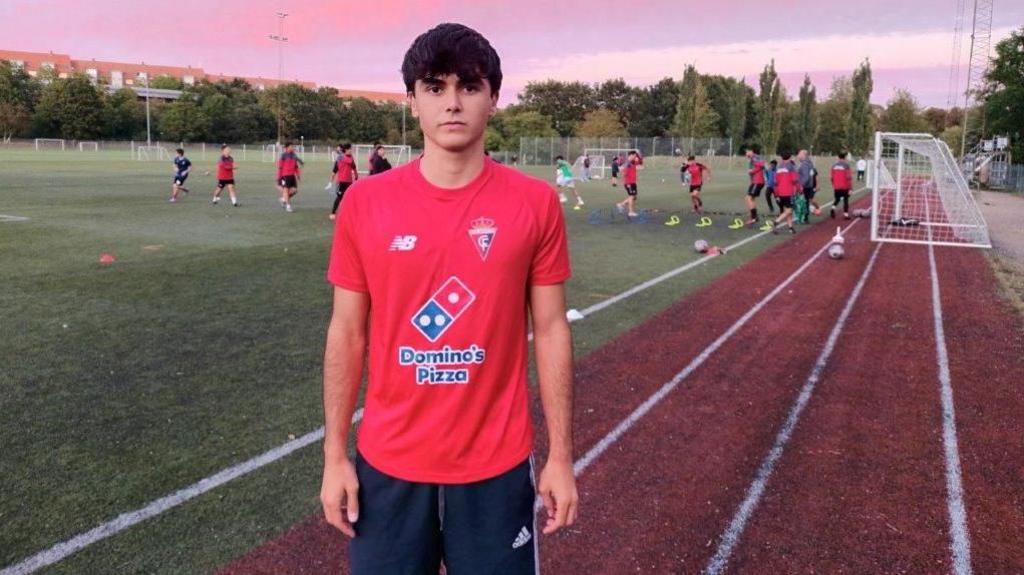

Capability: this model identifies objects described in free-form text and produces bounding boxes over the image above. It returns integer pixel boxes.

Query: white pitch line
[3,187,869,574]
[928,243,974,575]
[703,242,882,575]
[0,214,30,222]
[0,410,362,575]
[571,218,862,479]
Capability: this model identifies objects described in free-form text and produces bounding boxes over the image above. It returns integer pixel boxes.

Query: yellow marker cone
[759,221,774,232]
[728,218,745,229]
[664,215,681,226]
[695,216,713,228]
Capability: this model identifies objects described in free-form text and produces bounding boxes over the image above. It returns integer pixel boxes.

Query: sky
[1,0,1021,108]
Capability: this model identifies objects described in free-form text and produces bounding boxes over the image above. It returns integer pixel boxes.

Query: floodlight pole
[145,73,152,146]
[268,11,289,146]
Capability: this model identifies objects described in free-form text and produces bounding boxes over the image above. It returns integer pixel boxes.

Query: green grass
[0,149,830,573]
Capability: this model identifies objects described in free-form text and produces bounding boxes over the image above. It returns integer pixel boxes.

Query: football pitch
[2,149,847,573]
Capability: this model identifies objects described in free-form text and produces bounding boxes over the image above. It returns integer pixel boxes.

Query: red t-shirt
[831,161,852,191]
[335,154,357,183]
[278,152,300,177]
[623,159,638,185]
[327,157,571,484]
[775,162,798,197]
[685,163,706,186]
[217,155,234,180]
[749,156,766,184]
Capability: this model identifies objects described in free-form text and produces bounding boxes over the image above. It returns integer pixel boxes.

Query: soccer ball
[694,239,709,253]
[828,243,845,260]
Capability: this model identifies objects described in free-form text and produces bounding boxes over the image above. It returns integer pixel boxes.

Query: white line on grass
[928,243,973,575]
[0,214,30,222]
[3,188,868,574]
[702,242,883,575]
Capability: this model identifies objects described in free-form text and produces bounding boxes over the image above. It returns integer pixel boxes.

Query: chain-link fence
[517,136,734,167]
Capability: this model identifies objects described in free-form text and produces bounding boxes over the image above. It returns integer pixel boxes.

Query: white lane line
[929,244,973,575]
[703,242,883,575]
[0,410,361,575]
[571,218,862,479]
[0,214,30,222]
[3,188,868,574]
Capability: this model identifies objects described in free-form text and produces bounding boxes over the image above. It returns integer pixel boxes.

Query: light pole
[144,72,152,146]
[268,11,289,146]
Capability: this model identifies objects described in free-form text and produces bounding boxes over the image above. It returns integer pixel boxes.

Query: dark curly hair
[401,23,502,95]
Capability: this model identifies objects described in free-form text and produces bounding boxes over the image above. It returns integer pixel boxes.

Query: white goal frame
[78,141,99,152]
[354,144,413,169]
[35,138,65,151]
[870,132,991,249]
[136,145,172,162]
[572,154,605,180]
[582,148,636,179]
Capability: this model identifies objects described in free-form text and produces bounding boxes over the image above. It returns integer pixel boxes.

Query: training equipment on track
[694,239,709,253]
[696,216,713,228]
[728,218,745,230]
[664,215,681,226]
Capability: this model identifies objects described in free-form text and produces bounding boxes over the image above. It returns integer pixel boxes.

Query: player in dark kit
[277,142,304,213]
[610,155,621,187]
[830,152,853,219]
[170,148,191,202]
[330,143,358,220]
[211,145,240,207]
[683,156,710,216]
[744,148,765,225]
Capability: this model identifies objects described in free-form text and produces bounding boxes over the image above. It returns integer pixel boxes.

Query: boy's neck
[419,141,486,189]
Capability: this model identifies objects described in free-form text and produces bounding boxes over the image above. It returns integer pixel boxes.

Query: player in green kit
[554,155,584,210]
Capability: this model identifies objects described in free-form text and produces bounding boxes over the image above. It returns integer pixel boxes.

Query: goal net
[583,148,636,179]
[572,154,605,180]
[354,145,412,170]
[136,145,171,162]
[78,141,99,152]
[871,132,991,248]
[35,138,65,151]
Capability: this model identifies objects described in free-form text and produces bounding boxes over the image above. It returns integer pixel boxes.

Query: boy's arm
[530,282,578,535]
[320,287,370,538]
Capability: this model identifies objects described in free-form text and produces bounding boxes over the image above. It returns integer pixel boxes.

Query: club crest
[468,217,497,261]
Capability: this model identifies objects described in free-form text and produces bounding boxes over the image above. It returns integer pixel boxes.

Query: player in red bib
[830,151,853,219]
[210,144,240,207]
[744,147,766,225]
[683,155,711,216]
[276,142,303,213]
[330,143,358,220]
[615,150,642,217]
[770,152,799,234]
[322,23,577,575]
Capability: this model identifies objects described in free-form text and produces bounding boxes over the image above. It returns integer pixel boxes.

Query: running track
[220,208,1024,573]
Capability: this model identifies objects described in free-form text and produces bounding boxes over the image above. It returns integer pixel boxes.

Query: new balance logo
[512,526,532,549]
[389,235,417,251]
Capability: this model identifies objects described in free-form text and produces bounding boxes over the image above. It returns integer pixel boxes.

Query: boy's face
[410,74,497,153]
[222,147,231,156]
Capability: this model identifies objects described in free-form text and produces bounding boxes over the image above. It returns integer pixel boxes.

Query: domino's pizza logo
[411,276,476,342]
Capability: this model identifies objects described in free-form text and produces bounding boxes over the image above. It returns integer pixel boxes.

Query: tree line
[2,27,1021,158]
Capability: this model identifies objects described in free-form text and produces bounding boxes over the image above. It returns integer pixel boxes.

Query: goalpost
[572,154,605,180]
[35,138,65,151]
[871,132,991,248]
[582,148,636,179]
[354,144,413,169]
[78,141,99,152]
[136,145,172,162]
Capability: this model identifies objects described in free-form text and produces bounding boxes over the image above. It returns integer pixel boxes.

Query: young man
[581,154,591,181]
[797,149,821,216]
[830,151,853,219]
[322,23,577,575]
[682,155,710,216]
[277,142,304,213]
[369,145,393,175]
[555,155,584,209]
[211,145,240,207]
[744,147,765,225]
[856,157,867,182]
[610,155,621,187]
[170,148,191,202]
[764,159,778,214]
[330,143,358,220]
[771,153,798,234]
[615,150,641,217]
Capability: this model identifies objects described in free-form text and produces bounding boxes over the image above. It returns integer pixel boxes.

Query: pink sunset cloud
[1,0,1021,107]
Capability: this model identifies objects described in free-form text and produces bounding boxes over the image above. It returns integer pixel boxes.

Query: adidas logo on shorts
[512,526,532,549]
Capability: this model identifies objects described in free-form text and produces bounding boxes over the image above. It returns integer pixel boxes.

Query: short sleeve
[530,188,571,286]
[326,191,369,292]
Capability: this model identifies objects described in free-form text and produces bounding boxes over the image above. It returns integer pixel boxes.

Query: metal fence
[517,136,734,167]
[1004,164,1024,194]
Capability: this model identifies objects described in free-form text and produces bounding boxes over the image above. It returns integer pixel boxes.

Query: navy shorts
[278,175,298,188]
[624,183,638,196]
[216,179,235,189]
[350,453,538,575]
[689,184,702,193]
[174,174,188,185]
[747,183,764,197]
[777,196,794,209]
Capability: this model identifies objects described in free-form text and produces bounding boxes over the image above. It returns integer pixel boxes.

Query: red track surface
[218,212,1024,574]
